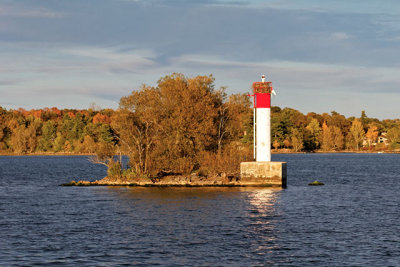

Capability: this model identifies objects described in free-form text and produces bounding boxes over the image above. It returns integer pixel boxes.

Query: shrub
[197,142,252,177]
[107,160,122,178]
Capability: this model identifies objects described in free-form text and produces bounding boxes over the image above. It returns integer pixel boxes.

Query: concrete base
[240,161,287,188]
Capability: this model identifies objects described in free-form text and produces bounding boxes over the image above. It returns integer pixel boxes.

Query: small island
[62,74,287,187]
[62,168,285,187]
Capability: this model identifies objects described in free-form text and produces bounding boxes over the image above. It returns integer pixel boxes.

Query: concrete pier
[240,162,287,188]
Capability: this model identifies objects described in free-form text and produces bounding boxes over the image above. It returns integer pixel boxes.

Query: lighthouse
[240,75,287,188]
[250,75,276,162]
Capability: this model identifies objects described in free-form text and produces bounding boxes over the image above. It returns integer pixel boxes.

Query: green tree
[53,132,66,152]
[38,121,57,151]
[305,118,321,150]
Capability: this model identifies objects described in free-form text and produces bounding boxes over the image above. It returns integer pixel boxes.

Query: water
[0,154,399,266]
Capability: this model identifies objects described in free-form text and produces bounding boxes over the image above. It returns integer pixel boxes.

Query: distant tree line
[1,73,400,178]
[270,108,400,152]
[0,106,115,154]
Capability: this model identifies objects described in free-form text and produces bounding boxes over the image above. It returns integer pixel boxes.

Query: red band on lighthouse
[255,93,271,108]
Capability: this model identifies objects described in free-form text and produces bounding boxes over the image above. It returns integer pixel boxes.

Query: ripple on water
[0,154,400,265]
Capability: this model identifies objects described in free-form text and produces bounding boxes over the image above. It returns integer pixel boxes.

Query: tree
[53,132,66,152]
[365,124,379,148]
[273,139,280,150]
[332,126,344,151]
[81,135,96,153]
[330,111,351,134]
[38,121,57,151]
[386,126,400,147]
[10,118,41,153]
[90,141,122,178]
[290,127,303,152]
[350,119,365,151]
[222,93,252,150]
[10,125,28,153]
[116,73,223,176]
[321,122,334,151]
[283,139,291,149]
[111,109,157,176]
[305,118,321,150]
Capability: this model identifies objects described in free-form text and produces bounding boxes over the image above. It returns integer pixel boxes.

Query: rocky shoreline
[61,173,283,187]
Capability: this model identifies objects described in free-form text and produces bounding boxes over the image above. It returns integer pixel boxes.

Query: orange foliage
[79,110,89,117]
[18,108,29,116]
[32,109,43,119]
[67,112,76,118]
[51,107,61,116]
[93,113,111,124]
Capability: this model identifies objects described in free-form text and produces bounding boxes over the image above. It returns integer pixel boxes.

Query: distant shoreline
[0,152,95,156]
[1,151,399,156]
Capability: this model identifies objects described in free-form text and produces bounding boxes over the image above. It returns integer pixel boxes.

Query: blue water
[0,154,399,266]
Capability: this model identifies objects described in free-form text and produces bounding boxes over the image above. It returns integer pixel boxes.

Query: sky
[1,0,400,119]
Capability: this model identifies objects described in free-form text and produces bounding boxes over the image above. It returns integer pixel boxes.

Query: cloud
[62,47,158,73]
[0,79,19,86]
[0,4,64,18]
[0,43,158,76]
[331,32,350,40]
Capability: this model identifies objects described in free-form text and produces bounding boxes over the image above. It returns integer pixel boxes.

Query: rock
[308,180,324,186]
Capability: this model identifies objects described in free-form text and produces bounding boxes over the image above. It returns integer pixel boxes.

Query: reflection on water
[246,188,281,215]
[106,186,280,198]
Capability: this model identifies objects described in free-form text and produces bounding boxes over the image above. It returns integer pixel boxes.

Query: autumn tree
[349,119,365,151]
[10,118,41,154]
[386,126,400,148]
[90,141,121,178]
[332,126,344,151]
[0,108,8,150]
[321,122,334,151]
[283,139,291,149]
[80,135,97,153]
[330,111,351,135]
[111,108,157,176]
[365,124,379,148]
[220,93,252,151]
[273,139,280,150]
[115,74,225,176]
[290,127,304,152]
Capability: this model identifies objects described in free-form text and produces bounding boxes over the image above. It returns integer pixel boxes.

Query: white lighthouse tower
[240,75,287,188]
[250,75,275,161]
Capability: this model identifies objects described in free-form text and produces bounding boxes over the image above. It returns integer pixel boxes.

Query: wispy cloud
[0,4,64,18]
[0,79,19,86]
[331,32,350,40]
